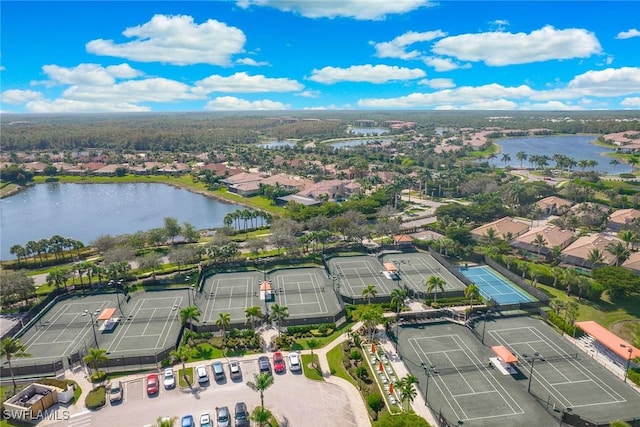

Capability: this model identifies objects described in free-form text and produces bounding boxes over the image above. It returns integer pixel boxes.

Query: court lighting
[421,362,437,407]
[481,310,492,344]
[620,344,633,383]
[83,309,99,348]
[522,352,544,394]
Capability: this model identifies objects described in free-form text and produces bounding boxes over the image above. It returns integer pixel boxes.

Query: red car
[273,352,285,373]
[146,373,159,396]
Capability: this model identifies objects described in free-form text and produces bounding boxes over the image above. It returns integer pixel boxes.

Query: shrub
[349,349,362,361]
[367,392,385,419]
[90,371,107,383]
[85,386,106,409]
[38,378,68,390]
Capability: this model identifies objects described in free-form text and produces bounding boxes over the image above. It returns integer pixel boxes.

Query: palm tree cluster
[10,235,84,266]
[223,209,272,231]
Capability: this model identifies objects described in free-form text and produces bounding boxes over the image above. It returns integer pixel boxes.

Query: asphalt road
[60,358,357,427]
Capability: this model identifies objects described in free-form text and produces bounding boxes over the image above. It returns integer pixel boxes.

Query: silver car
[216,406,230,427]
[108,380,123,403]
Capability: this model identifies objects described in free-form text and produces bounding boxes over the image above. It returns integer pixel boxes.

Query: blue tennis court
[459,265,536,305]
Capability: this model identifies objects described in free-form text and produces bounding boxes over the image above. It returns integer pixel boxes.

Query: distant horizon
[1,1,639,113]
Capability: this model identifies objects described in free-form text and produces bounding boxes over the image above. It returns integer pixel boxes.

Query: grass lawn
[301,354,323,381]
[291,322,355,351]
[178,367,194,388]
[326,344,357,387]
[539,284,640,343]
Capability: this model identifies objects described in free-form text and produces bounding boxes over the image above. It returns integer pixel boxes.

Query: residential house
[393,234,414,248]
[298,179,345,201]
[510,225,576,255]
[470,217,530,241]
[607,208,640,231]
[221,172,265,196]
[560,233,619,267]
[535,196,573,216]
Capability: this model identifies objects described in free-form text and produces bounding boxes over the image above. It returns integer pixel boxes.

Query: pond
[496,135,631,175]
[0,183,241,260]
[331,138,391,149]
[259,140,297,149]
[349,127,389,136]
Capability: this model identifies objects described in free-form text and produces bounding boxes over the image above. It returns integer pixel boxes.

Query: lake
[0,183,241,260]
[349,127,389,136]
[497,135,631,175]
[331,138,391,149]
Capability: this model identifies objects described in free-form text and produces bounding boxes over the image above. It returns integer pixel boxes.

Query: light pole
[523,352,544,394]
[83,309,99,348]
[421,362,437,407]
[481,310,492,344]
[620,344,633,383]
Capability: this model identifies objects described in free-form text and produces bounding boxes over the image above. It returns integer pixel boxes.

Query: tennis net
[205,285,328,299]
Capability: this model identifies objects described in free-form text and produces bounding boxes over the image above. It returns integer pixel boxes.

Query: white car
[288,352,301,371]
[163,368,175,389]
[196,365,209,384]
[199,412,212,427]
[229,359,242,379]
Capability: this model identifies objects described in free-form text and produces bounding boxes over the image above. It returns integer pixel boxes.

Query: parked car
[229,359,242,380]
[216,406,230,427]
[258,355,271,375]
[146,374,159,396]
[288,352,302,371]
[234,402,249,427]
[163,368,176,389]
[199,412,212,427]
[211,360,225,381]
[108,380,123,403]
[273,352,285,373]
[181,414,195,427]
[196,365,209,384]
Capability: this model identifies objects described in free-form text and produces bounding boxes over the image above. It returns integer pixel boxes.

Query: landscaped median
[178,367,197,392]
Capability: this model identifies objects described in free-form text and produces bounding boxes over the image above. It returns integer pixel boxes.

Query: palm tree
[395,374,418,411]
[246,372,275,410]
[156,416,178,427]
[306,339,320,369]
[532,233,547,255]
[390,288,408,321]
[250,406,272,427]
[170,345,195,383]
[501,153,511,167]
[618,230,637,250]
[464,283,481,312]
[83,347,108,376]
[516,151,528,168]
[425,276,446,304]
[358,305,384,342]
[269,304,289,337]
[606,241,630,266]
[587,248,605,267]
[550,267,563,288]
[0,337,31,393]
[216,312,231,352]
[362,284,377,304]
[180,305,201,341]
[245,305,263,329]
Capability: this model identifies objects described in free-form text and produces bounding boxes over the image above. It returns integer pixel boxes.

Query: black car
[234,402,248,427]
[258,355,271,375]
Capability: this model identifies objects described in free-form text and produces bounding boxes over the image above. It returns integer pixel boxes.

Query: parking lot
[60,355,357,427]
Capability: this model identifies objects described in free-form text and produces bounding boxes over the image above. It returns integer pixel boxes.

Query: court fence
[67,345,176,374]
[483,256,550,303]
[0,360,64,382]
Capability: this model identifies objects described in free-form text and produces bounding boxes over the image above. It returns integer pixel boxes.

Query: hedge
[85,386,106,409]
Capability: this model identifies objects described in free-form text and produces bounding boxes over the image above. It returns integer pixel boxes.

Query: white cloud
[423,56,470,72]
[308,64,425,84]
[62,78,197,103]
[567,67,640,96]
[86,14,246,66]
[432,25,602,66]
[418,78,455,89]
[39,63,142,86]
[204,96,288,110]
[1,89,43,105]
[490,20,509,31]
[236,58,270,66]
[358,83,534,108]
[193,72,303,94]
[371,30,446,59]
[296,90,321,98]
[236,0,431,20]
[524,101,583,110]
[25,99,151,113]
[616,28,640,39]
[621,97,640,107]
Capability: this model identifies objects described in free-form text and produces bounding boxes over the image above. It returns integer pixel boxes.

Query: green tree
[249,406,272,427]
[216,312,231,352]
[0,337,31,393]
[306,338,320,368]
[163,217,181,243]
[269,304,289,337]
[180,305,201,341]
[156,416,177,427]
[245,305,263,329]
[390,287,408,322]
[170,345,195,377]
[246,372,275,410]
[374,412,431,427]
[83,347,108,376]
[464,283,481,312]
[395,374,418,411]
[362,284,377,304]
[425,276,446,304]
[367,392,385,419]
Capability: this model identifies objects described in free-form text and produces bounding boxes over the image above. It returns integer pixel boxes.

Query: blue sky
[1,1,639,113]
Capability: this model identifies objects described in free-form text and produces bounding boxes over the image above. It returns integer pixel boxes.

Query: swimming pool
[459,265,537,305]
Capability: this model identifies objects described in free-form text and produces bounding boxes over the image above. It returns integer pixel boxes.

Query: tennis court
[399,320,551,427]
[270,268,342,320]
[485,316,640,423]
[326,255,394,299]
[16,291,184,366]
[382,252,467,295]
[459,265,536,304]
[201,271,262,325]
